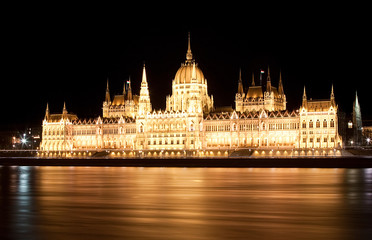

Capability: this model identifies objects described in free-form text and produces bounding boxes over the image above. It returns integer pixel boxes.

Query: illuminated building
[40,33,342,157]
[352,92,363,145]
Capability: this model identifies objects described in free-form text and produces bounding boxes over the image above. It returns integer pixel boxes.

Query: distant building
[40,33,343,157]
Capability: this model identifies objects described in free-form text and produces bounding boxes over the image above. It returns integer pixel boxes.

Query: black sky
[2,4,371,130]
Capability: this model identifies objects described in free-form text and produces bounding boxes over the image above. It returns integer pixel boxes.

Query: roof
[174,62,205,84]
[111,95,139,106]
[306,100,332,112]
[204,110,299,120]
[47,113,78,122]
[112,95,125,106]
[246,86,263,98]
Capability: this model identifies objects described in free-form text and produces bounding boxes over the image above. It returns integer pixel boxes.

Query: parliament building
[40,34,343,157]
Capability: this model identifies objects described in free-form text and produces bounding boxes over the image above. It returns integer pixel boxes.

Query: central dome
[174,62,205,84]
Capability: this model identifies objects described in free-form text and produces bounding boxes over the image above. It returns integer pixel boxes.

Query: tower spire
[237,68,244,95]
[186,32,193,62]
[266,66,272,92]
[278,71,284,95]
[105,78,111,103]
[330,84,335,106]
[62,101,68,116]
[142,62,147,84]
[302,86,307,108]
[139,63,152,114]
[44,103,50,120]
[126,77,133,101]
[251,72,255,86]
[123,78,126,96]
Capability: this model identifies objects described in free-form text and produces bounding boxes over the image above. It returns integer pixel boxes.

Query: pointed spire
[355,91,359,106]
[251,72,255,86]
[302,86,307,107]
[44,103,50,120]
[330,84,335,106]
[123,78,126,96]
[353,90,363,144]
[278,71,284,95]
[266,66,272,92]
[140,64,150,97]
[139,63,152,114]
[105,78,111,103]
[142,62,147,84]
[62,101,68,115]
[237,68,244,95]
[126,77,133,101]
[186,32,193,62]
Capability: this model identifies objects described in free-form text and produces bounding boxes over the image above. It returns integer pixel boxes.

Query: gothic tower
[138,64,152,115]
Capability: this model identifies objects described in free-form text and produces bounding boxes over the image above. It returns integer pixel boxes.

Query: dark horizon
[2,7,371,131]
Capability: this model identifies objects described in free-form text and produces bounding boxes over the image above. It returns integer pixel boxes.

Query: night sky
[2,5,371,131]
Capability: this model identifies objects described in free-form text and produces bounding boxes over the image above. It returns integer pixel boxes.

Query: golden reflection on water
[2,167,371,240]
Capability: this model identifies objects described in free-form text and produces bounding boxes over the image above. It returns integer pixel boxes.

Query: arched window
[302,120,306,129]
[323,119,327,128]
[330,119,335,128]
[309,120,313,128]
[139,125,143,133]
[316,120,320,128]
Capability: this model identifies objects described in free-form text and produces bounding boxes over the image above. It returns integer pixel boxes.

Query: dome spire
[142,62,147,84]
[186,32,193,62]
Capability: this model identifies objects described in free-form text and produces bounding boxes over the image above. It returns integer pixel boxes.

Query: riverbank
[0,156,371,168]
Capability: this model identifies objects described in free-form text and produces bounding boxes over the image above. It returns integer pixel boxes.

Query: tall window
[323,119,327,128]
[309,120,313,128]
[330,119,335,128]
[302,121,306,129]
[316,120,320,128]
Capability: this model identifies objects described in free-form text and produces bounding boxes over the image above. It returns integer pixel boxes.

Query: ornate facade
[40,34,342,157]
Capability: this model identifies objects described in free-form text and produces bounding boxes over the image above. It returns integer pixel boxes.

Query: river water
[1,166,372,240]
